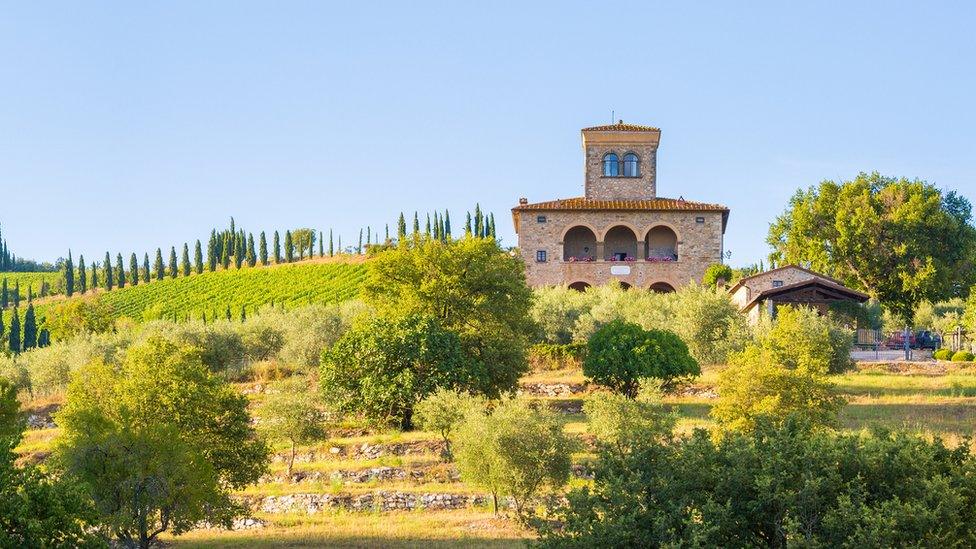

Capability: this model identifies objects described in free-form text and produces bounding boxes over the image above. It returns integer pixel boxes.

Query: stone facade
[513,122,729,290]
[728,265,869,324]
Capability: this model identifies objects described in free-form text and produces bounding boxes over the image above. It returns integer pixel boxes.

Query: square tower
[582,121,661,200]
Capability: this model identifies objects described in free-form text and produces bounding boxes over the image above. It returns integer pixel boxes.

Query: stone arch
[568,281,592,292]
[618,281,632,291]
[649,281,676,293]
[562,225,598,261]
[645,224,679,261]
[602,225,639,261]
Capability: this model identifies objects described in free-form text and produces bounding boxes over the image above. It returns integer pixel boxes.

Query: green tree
[702,263,733,288]
[0,278,6,308]
[56,338,269,549]
[397,212,407,241]
[194,240,204,274]
[181,243,191,277]
[154,248,165,280]
[454,397,574,518]
[273,230,282,263]
[115,253,125,289]
[363,237,535,398]
[291,228,315,260]
[207,233,217,272]
[245,233,256,267]
[64,250,75,297]
[444,210,452,238]
[258,232,268,265]
[104,252,113,290]
[21,304,37,350]
[0,379,103,548]
[284,231,294,263]
[78,254,87,293]
[768,173,976,321]
[412,212,420,236]
[321,314,466,429]
[7,308,19,353]
[415,388,485,461]
[168,246,178,279]
[142,253,150,283]
[45,298,115,341]
[318,231,324,257]
[328,229,334,257]
[584,320,700,397]
[257,376,329,478]
[90,261,98,290]
[129,253,139,286]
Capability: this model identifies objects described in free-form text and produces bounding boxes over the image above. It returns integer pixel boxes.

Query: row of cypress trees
[1,300,48,354]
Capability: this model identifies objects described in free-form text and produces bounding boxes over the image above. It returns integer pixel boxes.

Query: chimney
[518,197,528,205]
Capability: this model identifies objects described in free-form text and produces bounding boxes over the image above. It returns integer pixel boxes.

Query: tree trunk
[288,440,296,480]
[492,491,498,515]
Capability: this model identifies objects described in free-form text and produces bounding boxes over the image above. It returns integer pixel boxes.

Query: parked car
[885,331,916,349]
[914,330,942,350]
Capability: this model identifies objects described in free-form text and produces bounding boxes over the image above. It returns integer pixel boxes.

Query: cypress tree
[169,247,178,278]
[194,240,204,274]
[22,304,36,351]
[240,305,246,322]
[129,253,139,286]
[155,248,165,281]
[207,237,217,272]
[1,278,7,309]
[236,231,246,268]
[225,305,232,321]
[181,243,191,276]
[318,231,324,257]
[358,229,363,254]
[412,212,420,235]
[104,252,114,290]
[366,227,372,248]
[385,224,390,244]
[284,231,294,262]
[64,250,75,297]
[488,213,497,239]
[90,261,98,290]
[474,204,483,238]
[397,213,407,240]
[221,234,231,269]
[38,328,49,348]
[425,214,431,237]
[27,285,32,302]
[116,254,126,289]
[78,254,87,294]
[444,210,452,239]
[0,312,4,342]
[465,212,472,236]
[273,231,282,263]
[12,281,19,307]
[259,232,268,266]
[8,307,19,353]
[246,233,256,267]
[143,253,151,283]
[329,230,334,257]
[337,235,341,254]
[433,213,441,241]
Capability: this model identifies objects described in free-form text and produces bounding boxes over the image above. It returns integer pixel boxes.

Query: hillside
[0,271,63,300]
[32,258,367,323]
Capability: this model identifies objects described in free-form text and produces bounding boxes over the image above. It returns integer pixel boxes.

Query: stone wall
[517,209,724,289]
[584,142,658,200]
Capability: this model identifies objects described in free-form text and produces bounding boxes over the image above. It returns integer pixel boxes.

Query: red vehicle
[884,331,916,349]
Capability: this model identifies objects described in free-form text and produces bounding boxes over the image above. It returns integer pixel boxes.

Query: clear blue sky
[2,2,974,267]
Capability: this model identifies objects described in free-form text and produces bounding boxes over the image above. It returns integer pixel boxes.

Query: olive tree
[55,337,269,549]
[257,375,330,478]
[415,388,485,461]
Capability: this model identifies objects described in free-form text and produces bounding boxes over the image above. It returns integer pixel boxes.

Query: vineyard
[27,260,367,324]
[1,271,63,300]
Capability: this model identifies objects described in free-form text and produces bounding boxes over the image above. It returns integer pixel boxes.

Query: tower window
[623,153,640,177]
[536,250,547,263]
[602,153,619,176]
[536,215,547,223]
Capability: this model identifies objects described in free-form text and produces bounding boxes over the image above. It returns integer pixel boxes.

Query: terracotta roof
[741,277,870,313]
[727,264,848,295]
[512,196,729,234]
[582,121,660,132]
[513,196,728,213]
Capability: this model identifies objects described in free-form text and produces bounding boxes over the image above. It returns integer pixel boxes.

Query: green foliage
[363,236,535,398]
[951,350,974,362]
[454,397,574,519]
[0,378,104,548]
[934,348,953,361]
[414,388,485,461]
[712,311,847,433]
[539,417,976,548]
[584,320,699,397]
[56,337,268,548]
[257,375,330,477]
[0,272,62,301]
[42,297,115,341]
[768,173,976,320]
[583,385,676,457]
[529,342,587,370]
[702,263,733,288]
[321,314,467,429]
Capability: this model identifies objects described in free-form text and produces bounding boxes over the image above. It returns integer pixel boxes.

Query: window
[772,280,784,288]
[623,153,639,177]
[536,250,547,263]
[602,153,619,176]
[536,215,547,223]
[695,216,705,224]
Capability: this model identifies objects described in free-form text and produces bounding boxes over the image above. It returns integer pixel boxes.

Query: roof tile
[512,196,728,212]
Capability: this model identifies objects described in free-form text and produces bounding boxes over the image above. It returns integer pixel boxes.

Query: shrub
[538,417,976,547]
[415,388,485,461]
[257,375,330,478]
[531,287,592,344]
[951,350,975,362]
[756,305,853,374]
[453,397,574,519]
[584,320,699,397]
[702,263,733,288]
[528,342,587,371]
[712,344,843,433]
[934,349,953,361]
[584,385,676,457]
[321,313,468,429]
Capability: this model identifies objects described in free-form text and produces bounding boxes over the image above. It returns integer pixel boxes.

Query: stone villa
[512,122,729,291]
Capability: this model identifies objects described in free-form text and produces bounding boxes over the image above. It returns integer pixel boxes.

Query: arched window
[623,153,639,177]
[602,153,619,176]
